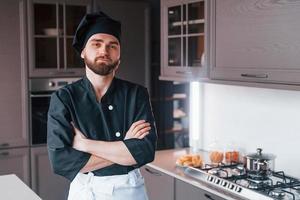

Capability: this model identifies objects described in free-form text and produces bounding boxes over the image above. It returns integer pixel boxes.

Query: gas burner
[236,179,252,188]
[245,178,272,190]
[205,163,223,169]
[248,184,258,190]
[248,172,270,181]
[248,177,268,183]
[269,189,286,199]
[208,168,219,176]
[237,164,245,171]
[232,165,246,176]
[248,182,263,190]
[208,168,233,178]
[248,177,272,185]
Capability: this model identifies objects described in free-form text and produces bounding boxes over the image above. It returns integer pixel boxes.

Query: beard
[84,56,119,76]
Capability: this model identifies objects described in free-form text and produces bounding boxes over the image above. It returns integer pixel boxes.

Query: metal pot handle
[254,160,269,171]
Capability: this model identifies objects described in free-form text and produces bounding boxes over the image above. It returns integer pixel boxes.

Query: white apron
[68,169,149,200]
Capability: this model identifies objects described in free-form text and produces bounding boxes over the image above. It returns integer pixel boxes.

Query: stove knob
[208,176,214,182]
[49,81,55,87]
[235,187,242,193]
[222,181,227,187]
[230,184,235,190]
[215,179,220,184]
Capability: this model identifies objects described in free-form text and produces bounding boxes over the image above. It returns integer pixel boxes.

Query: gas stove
[184,163,300,200]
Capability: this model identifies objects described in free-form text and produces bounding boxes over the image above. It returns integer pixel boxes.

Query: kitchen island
[142,148,240,200]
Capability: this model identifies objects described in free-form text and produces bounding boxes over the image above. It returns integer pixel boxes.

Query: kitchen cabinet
[0,148,30,186]
[27,0,92,77]
[175,179,225,200]
[31,146,70,200]
[141,166,174,200]
[0,0,28,149]
[210,0,300,85]
[160,0,210,81]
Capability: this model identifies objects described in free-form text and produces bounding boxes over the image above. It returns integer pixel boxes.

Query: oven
[29,78,80,145]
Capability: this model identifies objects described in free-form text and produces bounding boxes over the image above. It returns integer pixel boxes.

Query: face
[81,33,120,76]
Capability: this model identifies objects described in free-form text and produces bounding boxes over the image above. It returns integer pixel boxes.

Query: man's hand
[72,122,87,152]
[124,120,151,140]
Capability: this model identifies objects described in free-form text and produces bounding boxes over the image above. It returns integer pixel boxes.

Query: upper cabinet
[210,0,300,85]
[0,0,28,149]
[27,0,92,78]
[160,0,210,81]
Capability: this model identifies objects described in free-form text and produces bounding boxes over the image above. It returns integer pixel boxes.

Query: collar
[82,75,117,103]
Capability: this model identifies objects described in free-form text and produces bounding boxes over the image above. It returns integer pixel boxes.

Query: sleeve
[47,91,91,181]
[123,87,158,167]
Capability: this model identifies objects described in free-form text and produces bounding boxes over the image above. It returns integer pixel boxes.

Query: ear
[80,49,85,59]
[115,59,121,71]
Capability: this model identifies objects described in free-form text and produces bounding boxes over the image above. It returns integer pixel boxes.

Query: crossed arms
[72,120,151,173]
[47,88,157,181]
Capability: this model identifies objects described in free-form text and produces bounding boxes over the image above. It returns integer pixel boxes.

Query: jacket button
[108,105,114,110]
[115,132,121,137]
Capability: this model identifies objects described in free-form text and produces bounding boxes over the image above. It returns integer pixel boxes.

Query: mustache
[95,56,111,61]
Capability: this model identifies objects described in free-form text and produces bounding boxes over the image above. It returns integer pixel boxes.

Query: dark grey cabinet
[210,0,300,85]
[0,148,30,185]
[141,165,226,200]
[175,179,225,200]
[27,0,92,78]
[141,166,174,200]
[31,146,70,200]
[0,0,28,149]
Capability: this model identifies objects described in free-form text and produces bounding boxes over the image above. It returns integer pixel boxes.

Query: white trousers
[68,169,149,200]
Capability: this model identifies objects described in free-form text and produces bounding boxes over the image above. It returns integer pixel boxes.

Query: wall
[199,83,300,178]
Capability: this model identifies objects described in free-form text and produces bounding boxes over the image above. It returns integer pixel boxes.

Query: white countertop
[147,148,240,200]
[0,174,41,200]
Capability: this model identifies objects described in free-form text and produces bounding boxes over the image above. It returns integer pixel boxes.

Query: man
[47,11,157,200]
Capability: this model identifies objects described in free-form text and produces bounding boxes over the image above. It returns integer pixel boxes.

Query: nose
[98,44,109,56]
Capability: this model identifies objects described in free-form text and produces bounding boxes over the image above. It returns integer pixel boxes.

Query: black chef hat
[72,11,121,54]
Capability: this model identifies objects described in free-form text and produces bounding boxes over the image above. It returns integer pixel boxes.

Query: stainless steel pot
[244,148,276,177]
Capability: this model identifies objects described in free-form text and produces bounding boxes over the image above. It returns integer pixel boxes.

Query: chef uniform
[47,11,157,200]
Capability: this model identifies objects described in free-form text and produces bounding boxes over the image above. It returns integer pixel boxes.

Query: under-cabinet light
[189,81,203,150]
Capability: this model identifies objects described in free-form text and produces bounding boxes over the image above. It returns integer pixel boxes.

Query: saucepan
[244,148,276,177]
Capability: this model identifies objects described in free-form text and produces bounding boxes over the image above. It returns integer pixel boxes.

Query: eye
[92,43,101,48]
[109,45,116,49]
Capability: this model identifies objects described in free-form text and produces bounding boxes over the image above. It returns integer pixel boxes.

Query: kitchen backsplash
[198,83,300,178]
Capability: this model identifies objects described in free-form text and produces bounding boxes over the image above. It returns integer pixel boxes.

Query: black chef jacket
[47,76,157,181]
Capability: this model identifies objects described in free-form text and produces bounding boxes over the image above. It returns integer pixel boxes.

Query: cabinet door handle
[241,73,268,78]
[30,94,52,98]
[204,193,216,200]
[0,152,9,157]
[145,167,162,176]
[0,143,9,148]
[176,71,192,75]
[49,71,76,75]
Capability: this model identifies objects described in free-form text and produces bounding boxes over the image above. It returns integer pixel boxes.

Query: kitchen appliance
[29,78,80,145]
[244,148,276,179]
[184,162,300,200]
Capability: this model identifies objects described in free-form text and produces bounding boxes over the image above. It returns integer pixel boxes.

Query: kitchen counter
[0,174,41,200]
[146,148,240,200]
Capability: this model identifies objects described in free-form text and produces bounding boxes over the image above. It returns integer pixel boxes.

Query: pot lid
[246,148,276,160]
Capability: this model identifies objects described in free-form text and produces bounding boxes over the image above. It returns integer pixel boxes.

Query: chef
[47,11,157,200]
